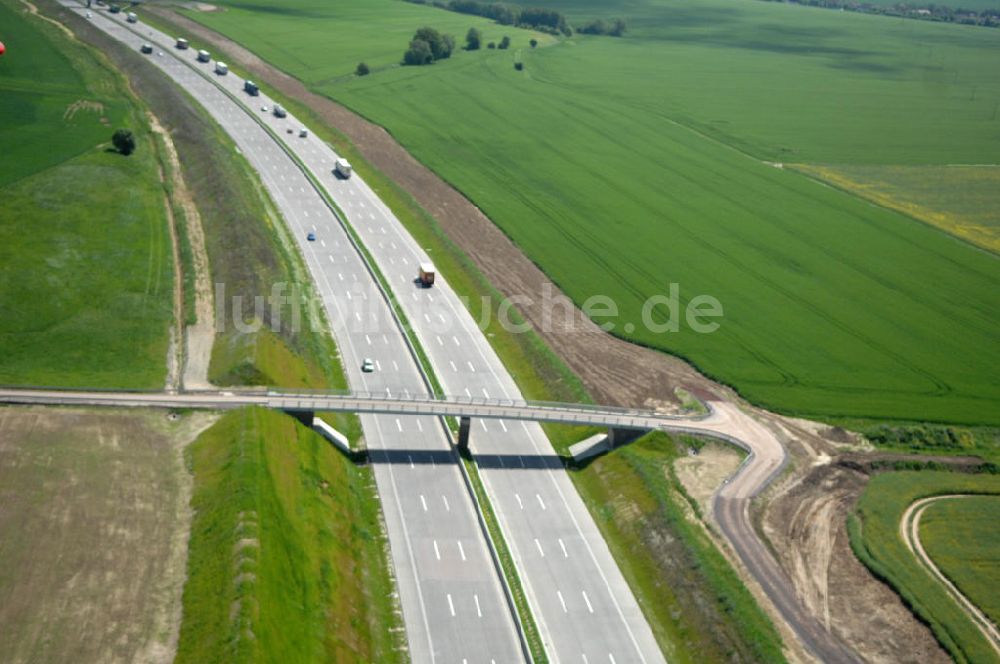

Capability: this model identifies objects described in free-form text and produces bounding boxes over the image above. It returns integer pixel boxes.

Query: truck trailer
[197,49,210,63]
[175,37,189,50]
[334,158,352,179]
[418,263,436,288]
[215,61,228,75]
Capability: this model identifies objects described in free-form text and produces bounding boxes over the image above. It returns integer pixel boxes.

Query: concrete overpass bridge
[0,387,708,452]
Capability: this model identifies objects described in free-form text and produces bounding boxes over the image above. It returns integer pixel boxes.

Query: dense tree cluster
[356,61,370,76]
[466,27,482,50]
[577,17,627,36]
[405,0,574,35]
[762,0,999,26]
[403,27,456,65]
[112,129,135,155]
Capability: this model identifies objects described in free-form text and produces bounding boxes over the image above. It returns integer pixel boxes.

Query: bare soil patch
[764,457,951,664]
[0,406,216,664]
[674,442,744,515]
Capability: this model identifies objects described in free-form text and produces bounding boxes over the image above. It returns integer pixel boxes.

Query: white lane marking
[433,540,441,560]
[479,420,488,432]
[535,538,545,557]
[337,272,344,281]
[375,360,382,371]
[499,419,508,432]
[447,593,455,617]
[436,335,443,346]
[419,495,428,512]
[450,361,458,372]
[408,455,414,469]
[328,254,335,263]
[364,334,371,345]
[559,538,569,558]
[354,312,361,321]
[519,455,526,468]
[582,590,594,613]
[452,335,460,346]
[457,541,466,561]
[609,655,617,664]
[464,388,471,397]
[537,494,547,510]
[392,360,399,371]
[320,239,326,247]
[416,420,423,432]
[346,291,352,301]
[424,313,431,323]
[304,210,309,217]
[557,591,568,613]
[482,388,490,399]
[474,594,482,618]
[515,493,524,509]
[383,334,389,344]
[411,292,418,301]
[442,495,450,511]
[467,361,476,373]
[395,418,402,432]
[427,293,434,302]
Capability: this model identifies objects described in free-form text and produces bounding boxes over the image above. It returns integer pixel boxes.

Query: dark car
[307,232,316,241]
[140,43,153,54]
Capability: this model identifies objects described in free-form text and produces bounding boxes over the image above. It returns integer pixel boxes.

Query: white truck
[197,49,210,63]
[215,61,228,75]
[334,158,352,179]
[125,11,137,22]
[176,37,189,50]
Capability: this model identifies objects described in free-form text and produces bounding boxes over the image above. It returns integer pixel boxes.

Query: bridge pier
[285,410,315,428]
[457,416,471,454]
[607,427,645,449]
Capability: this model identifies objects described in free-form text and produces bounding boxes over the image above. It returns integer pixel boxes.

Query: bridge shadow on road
[365,448,565,470]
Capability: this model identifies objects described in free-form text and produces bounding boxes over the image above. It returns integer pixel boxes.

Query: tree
[356,61,370,76]
[413,26,455,60]
[529,38,538,48]
[403,39,433,65]
[514,61,524,70]
[465,27,482,50]
[112,129,135,155]
[487,41,496,49]
[498,35,511,49]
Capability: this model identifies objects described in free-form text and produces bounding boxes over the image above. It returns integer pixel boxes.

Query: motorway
[65,7,524,663]
[51,4,867,663]
[66,5,664,663]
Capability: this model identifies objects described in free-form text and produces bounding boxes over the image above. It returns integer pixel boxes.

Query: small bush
[112,128,136,155]
[487,41,496,49]
[356,62,370,76]
[498,35,511,49]
[514,61,524,71]
[529,38,538,48]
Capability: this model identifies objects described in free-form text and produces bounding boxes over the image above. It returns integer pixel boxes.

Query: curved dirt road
[901,495,1000,658]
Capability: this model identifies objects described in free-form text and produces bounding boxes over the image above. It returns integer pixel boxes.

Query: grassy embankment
[920,495,1000,628]
[0,0,173,388]
[849,471,1000,663]
[189,0,1000,426]
[38,4,405,660]
[176,407,401,664]
[147,5,789,660]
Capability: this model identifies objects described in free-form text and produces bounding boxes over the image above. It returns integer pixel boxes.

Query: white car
[299,128,308,138]
[361,358,375,373]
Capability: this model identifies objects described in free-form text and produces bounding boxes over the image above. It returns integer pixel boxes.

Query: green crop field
[920,495,1000,627]
[849,471,1000,663]
[185,0,1000,425]
[0,0,173,388]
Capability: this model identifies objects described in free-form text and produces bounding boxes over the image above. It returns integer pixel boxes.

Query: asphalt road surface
[64,7,526,662]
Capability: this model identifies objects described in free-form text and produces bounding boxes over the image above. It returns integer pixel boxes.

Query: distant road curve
[901,495,1000,658]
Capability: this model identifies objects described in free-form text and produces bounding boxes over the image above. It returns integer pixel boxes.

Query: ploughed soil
[0,406,216,664]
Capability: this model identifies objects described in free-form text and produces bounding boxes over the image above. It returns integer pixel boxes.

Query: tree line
[405,0,628,36]
[760,0,999,27]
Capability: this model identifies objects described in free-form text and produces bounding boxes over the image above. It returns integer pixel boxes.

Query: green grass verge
[187,0,1000,426]
[834,419,1000,465]
[849,470,1000,663]
[569,432,787,663]
[0,0,173,389]
[920,495,1000,628]
[175,407,404,663]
